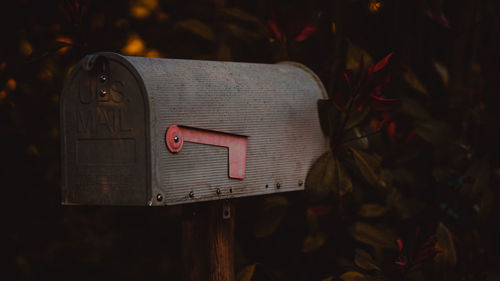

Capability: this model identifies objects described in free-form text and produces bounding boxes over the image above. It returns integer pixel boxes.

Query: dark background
[1,0,500,280]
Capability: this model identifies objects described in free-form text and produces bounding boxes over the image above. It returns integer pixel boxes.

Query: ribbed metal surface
[125,56,328,205]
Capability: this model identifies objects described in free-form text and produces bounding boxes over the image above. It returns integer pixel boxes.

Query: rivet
[276,182,281,189]
[156,193,163,201]
[174,136,180,143]
[216,188,221,195]
[298,180,304,186]
[99,89,108,97]
[189,191,194,198]
[99,74,107,82]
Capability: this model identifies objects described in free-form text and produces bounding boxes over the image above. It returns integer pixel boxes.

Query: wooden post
[208,200,235,281]
[182,201,235,281]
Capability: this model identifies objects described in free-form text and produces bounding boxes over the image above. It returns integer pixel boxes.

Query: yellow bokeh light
[369,0,382,13]
[130,0,158,19]
[0,90,6,101]
[145,49,160,58]
[122,34,146,56]
[6,78,16,90]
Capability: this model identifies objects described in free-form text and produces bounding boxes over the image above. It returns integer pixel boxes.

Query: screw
[298,180,304,186]
[189,191,194,198]
[99,74,107,82]
[216,188,221,195]
[276,182,281,189]
[99,89,108,97]
[174,136,180,143]
[156,193,163,201]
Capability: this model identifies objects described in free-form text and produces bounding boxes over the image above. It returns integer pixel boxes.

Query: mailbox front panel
[60,56,150,205]
[125,55,328,205]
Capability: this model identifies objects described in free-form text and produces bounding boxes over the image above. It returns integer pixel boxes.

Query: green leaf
[434,222,457,266]
[236,264,257,281]
[400,96,431,120]
[345,107,370,130]
[306,151,353,199]
[354,248,381,271]
[346,41,373,71]
[358,203,389,218]
[415,120,451,145]
[175,19,215,41]
[349,222,395,249]
[403,68,428,95]
[349,147,382,186]
[253,196,288,238]
[302,232,326,253]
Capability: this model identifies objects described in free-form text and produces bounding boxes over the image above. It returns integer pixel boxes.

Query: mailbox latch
[166,125,248,179]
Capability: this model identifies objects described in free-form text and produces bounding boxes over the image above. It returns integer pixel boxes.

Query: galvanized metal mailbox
[60,52,328,206]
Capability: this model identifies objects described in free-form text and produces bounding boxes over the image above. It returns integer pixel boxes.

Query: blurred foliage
[2,0,500,280]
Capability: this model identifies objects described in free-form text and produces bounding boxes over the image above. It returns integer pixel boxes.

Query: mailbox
[60,52,328,206]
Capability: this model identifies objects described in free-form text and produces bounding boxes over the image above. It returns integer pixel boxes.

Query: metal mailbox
[60,52,328,206]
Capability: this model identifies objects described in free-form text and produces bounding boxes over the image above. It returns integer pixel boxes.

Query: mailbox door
[60,56,150,205]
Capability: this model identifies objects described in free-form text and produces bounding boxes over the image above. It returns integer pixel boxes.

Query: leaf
[403,68,428,95]
[372,53,393,73]
[302,232,326,253]
[461,156,490,200]
[358,203,389,218]
[346,41,373,72]
[349,222,396,249]
[425,10,451,28]
[220,8,262,25]
[415,120,451,145]
[253,196,288,238]
[354,248,381,271]
[295,24,317,42]
[175,19,215,41]
[236,264,257,281]
[345,107,369,130]
[433,60,449,86]
[400,96,431,119]
[434,222,457,266]
[267,20,282,42]
[349,147,382,186]
[306,151,336,198]
[340,271,365,281]
[306,151,353,198]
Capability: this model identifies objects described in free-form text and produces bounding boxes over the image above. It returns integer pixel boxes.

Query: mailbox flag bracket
[166,125,247,179]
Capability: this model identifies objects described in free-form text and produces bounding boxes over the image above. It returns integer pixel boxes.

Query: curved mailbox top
[61,52,328,206]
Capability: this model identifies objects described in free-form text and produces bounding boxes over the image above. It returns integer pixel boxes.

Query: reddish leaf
[373,53,393,73]
[267,20,282,42]
[295,24,317,42]
[404,129,418,144]
[425,10,451,29]
[386,121,396,142]
[397,237,404,252]
[395,261,407,266]
[344,71,352,87]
